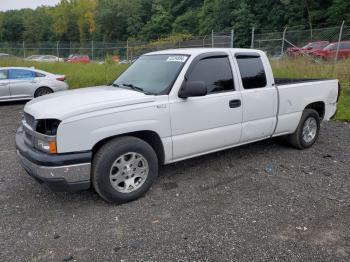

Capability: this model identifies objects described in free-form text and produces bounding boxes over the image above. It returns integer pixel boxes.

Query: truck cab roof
[147,48,265,56]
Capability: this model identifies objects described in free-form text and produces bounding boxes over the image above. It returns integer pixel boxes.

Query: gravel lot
[1,102,349,262]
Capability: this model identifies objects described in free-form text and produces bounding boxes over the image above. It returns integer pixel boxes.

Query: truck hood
[25,86,156,120]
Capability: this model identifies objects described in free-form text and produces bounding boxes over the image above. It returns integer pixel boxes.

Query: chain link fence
[0,32,234,62]
[1,23,349,63]
[253,22,350,61]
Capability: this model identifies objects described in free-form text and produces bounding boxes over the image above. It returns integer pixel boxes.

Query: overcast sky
[0,0,60,11]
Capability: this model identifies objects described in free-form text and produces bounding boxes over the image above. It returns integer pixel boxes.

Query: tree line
[0,0,348,44]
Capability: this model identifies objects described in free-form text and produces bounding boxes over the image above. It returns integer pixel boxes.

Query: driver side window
[187,56,235,94]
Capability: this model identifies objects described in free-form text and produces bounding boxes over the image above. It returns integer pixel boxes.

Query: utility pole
[56,41,59,58]
[281,27,287,56]
[91,40,94,61]
[22,41,25,58]
[126,39,129,62]
[230,29,234,48]
[250,27,255,48]
[334,21,345,64]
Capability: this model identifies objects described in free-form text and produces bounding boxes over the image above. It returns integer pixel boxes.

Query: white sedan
[0,67,69,102]
[26,55,63,62]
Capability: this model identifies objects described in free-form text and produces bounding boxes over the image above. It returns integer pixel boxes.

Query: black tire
[288,109,320,149]
[92,136,159,203]
[34,87,53,98]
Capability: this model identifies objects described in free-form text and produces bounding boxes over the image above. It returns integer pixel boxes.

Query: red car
[311,41,350,60]
[66,54,90,64]
[287,41,330,56]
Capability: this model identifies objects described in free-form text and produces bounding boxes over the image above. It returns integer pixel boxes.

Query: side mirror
[179,81,207,99]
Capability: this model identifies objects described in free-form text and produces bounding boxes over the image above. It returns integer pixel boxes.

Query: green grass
[1,57,349,121]
[0,59,128,89]
[271,58,350,121]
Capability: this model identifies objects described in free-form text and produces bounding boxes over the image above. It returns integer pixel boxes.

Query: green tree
[172,10,199,35]
[52,0,80,41]
[231,1,255,47]
[0,0,349,43]
[2,11,25,41]
[140,1,172,40]
[328,0,350,24]
[198,0,236,34]
[23,8,54,42]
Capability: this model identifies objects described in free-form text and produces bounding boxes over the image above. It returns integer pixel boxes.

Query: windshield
[324,44,336,50]
[302,43,312,49]
[113,54,189,95]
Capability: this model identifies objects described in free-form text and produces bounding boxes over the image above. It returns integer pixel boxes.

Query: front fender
[56,105,171,154]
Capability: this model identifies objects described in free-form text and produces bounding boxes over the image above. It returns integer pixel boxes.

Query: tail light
[56,76,66,81]
[337,82,341,103]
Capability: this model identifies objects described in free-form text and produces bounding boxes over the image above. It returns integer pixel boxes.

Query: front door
[170,53,242,160]
[0,69,10,100]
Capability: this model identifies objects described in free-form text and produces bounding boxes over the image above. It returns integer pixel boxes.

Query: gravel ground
[0,102,349,262]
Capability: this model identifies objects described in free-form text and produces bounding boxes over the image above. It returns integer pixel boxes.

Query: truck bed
[275,78,332,86]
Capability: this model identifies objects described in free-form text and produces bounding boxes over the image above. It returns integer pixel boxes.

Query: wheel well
[92,131,165,164]
[305,102,325,120]
[34,86,53,96]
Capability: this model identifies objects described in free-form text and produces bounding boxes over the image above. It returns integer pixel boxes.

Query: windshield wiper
[119,83,154,95]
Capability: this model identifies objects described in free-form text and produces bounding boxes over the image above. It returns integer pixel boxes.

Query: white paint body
[0,67,68,102]
[23,48,339,164]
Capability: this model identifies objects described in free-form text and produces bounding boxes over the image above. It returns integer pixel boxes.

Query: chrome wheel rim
[302,117,318,143]
[109,152,149,193]
[37,89,51,97]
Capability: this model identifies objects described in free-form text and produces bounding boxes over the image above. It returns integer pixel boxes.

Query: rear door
[9,69,38,98]
[0,69,10,99]
[170,52,243,160]
[234,53,278,142]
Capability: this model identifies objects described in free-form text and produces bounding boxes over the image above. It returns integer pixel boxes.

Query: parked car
[66,54,90,63]
[16,48,340,203]
[0,67,68,102]
[0,53,10,59]
[311,41,350,60]
[287,41,329,56]
[25,55,43,61]
[118,59,129,64]
[26,55,63,62]
[118,59,138,64]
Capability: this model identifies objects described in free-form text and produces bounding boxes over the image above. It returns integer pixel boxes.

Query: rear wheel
[92,136,158,203]
[34,87,53,97]
[288,109,320,149]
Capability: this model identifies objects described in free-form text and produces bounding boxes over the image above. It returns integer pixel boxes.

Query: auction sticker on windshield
[167,56,187,63]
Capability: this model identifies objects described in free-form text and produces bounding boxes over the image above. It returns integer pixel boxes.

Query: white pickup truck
[16,48,340,203]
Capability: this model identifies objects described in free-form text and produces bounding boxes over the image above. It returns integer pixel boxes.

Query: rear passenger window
[236,55,267,89]
[188,56,234,93]
[35,72,45,77]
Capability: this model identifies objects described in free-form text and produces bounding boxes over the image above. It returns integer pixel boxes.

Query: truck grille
[24,113,36,130]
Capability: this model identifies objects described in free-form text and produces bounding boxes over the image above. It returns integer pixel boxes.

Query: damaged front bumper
[16,127,92,191]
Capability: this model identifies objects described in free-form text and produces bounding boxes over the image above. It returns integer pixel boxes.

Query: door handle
[229,99,241,108]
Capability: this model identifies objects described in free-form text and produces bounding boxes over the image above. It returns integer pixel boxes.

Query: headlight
[34,137,57,154]
[33,119,60,154]
[36,119,61,136]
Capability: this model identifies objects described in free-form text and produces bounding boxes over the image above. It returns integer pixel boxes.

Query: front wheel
[288,109,321,149]
[92,136,159,203]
